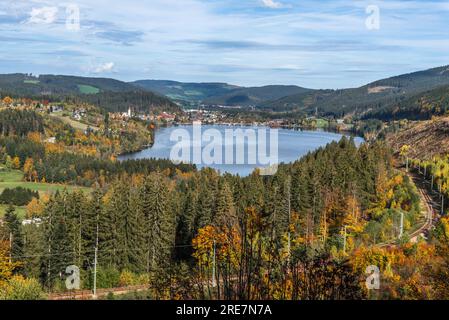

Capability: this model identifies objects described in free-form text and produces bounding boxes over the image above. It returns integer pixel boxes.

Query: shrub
[0,187,39,206]
[0,276,46,300]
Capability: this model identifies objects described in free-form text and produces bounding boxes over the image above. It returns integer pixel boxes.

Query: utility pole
[212,240,216,287]
[399,212,404,239]
[286,177,291,264]
[9,232,12,264]
[93,223,99,299]
[442,195,445,215]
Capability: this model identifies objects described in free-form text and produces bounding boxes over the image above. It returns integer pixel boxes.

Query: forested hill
[133,65,449,118]
[132,80,240,103]
[202,85,312,106]
[261,65,449,117]
[362,84,449,121]
[4,65,449,117]
[132,79,311,106]
[0,74,180,113]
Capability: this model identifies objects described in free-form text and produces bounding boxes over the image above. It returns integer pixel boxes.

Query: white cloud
[28,6,58,24]
[93,62,115,73]
[261,0,283,9]
[2,0,448,88]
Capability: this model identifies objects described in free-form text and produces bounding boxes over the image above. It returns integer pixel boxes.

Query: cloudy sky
[1,0,449,88]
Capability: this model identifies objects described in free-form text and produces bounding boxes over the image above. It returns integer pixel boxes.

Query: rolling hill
[133,65,449,118]
[0,74,138,95]
[3,65,449,118]
[132,80,239,103]
[203,85,312,106]
[0,74,180,113]
[132,80,311,106]
[261,65,449,117]
[362,84,449,121]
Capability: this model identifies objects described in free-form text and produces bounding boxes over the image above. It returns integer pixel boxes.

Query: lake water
[118,125,364,176]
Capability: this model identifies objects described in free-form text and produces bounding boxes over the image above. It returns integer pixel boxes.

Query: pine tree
[141,174,175,273]
[127,185,147,273]
[22,223,45,280]
[100,181,130,270]
[214,179,237,230]
[4,205,24,268]
[83,189,103,272]
[42,192,73,288]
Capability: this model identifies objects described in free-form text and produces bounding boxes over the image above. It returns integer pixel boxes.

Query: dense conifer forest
[0,89,449,301]
[1,119,439,299]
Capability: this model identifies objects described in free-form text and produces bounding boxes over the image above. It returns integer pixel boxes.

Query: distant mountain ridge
[2,65,449,118]
[132,80,240,103]
[0,74,138,95]
[133,65,449,118]
[261,65,449,116]
[0,73,179,113]
[132,80,311,106]
[203,85,312,106]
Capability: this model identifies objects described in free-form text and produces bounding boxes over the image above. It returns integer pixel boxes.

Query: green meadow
[77,84,100,94]
[0,169,91,219]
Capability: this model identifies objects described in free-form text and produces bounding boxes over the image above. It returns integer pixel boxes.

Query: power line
[11,243,195,259]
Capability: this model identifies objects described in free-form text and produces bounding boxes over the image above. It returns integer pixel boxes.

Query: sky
[0,0,449,89]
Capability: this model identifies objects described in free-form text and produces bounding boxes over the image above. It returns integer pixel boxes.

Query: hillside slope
[132,80,239,102]
[362,85,449,121]
[386,116,449,159]
[0,74,179,113]
[263,65,449,117]
[203,85,311,106]
[133,80,311,106]
[0,74,138,95]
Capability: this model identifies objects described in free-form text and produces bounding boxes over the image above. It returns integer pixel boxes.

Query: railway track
[377,171,438,248]
[47,171,442,299]
[48,284,149,300]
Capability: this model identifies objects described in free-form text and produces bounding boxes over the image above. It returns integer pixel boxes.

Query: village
[0,95,179,127]
[0,95,354,135]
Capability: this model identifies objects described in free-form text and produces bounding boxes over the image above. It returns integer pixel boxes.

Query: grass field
[49,112,99,131]
[0,169,91,195]
[0,204,26,219]
[315,118,329,128]
[23,80,40,84]
[0,169,91,219]
[77,84,100,94]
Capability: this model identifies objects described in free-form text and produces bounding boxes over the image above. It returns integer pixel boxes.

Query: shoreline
[117,123,364,160]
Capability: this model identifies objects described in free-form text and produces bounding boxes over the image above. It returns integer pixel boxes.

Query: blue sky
[1,0,449,88]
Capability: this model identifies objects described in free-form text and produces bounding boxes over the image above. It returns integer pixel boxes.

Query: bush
[0,276,46,300]
[0,187,39,206]
[119,270,150,287]
[91,266,120,289]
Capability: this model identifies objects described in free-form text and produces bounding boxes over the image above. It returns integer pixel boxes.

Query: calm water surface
[118,125,364,176]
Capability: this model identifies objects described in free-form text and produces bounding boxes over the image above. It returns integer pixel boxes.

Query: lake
[118,125,364,176]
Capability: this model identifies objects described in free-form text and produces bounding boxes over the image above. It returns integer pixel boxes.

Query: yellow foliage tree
[11,156,20,169]
[26,197,46,218]
[23,158,34,181]
[0,241,20,287]
[2,96,13,106]
[27,132,41,143]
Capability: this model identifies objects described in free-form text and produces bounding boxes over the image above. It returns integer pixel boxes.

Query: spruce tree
[4,205,24,268]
